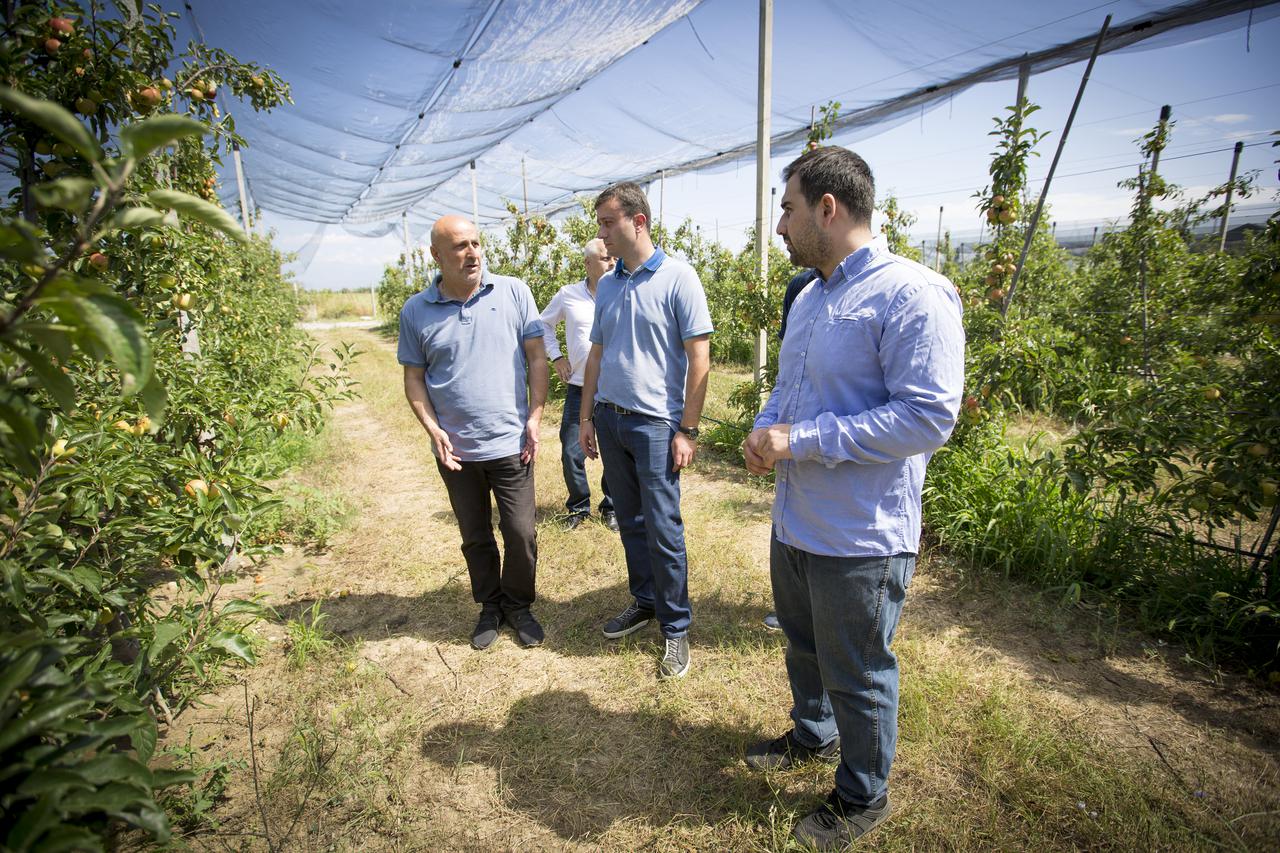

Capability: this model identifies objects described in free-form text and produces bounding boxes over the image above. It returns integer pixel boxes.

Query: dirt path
[166,329,1280,851]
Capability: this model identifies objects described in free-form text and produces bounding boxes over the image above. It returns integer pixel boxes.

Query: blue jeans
[770,531,915,807]
[561,383,612,516]
[594,403,691,637]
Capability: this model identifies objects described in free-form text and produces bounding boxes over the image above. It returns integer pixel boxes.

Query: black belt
[597,400,641,416]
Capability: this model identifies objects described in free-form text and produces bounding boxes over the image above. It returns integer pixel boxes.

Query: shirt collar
[615,246,666,277]
[821,234,888,290]
[426,271,492,303]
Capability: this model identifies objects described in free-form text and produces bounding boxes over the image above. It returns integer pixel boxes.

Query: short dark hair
[782,147,875,225]
[595,182,651,230]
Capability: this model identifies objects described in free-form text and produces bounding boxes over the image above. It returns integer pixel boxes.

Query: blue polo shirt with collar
[589,247,714,426]
[397,271,543,462]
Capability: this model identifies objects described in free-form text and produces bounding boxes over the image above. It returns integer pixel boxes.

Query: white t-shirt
[539,278,597,387]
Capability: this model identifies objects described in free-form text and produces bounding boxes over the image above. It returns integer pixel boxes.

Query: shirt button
[799,352,805,358]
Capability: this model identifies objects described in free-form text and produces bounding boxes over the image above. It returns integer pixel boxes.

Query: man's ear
[820,193,839,225]
[429,245,441,264]
[633,213,648,233]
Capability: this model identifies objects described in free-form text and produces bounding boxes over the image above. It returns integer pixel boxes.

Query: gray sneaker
[602,602,654,639]
[658,635,690,680]
[744,730,840,770]
[792,790,891,850]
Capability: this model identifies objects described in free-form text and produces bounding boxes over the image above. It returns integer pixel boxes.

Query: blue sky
[265,13,1279,291]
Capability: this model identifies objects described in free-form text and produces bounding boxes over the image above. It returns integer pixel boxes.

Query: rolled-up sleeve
[789,282,964,466]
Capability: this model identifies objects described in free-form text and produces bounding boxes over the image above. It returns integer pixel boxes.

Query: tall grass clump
[925,416,1279,673]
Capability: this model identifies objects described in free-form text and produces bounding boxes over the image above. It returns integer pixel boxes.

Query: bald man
[398,215,550,650]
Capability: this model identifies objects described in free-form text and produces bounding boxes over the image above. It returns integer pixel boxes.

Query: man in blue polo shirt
[579,182,713,680]
[398,214,549,652]
[742,148,964,848]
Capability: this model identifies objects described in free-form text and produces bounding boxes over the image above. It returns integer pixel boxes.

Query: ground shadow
[418,688,789,841]
[270,579,786,660]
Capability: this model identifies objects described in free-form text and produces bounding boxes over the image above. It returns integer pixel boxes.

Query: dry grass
[299,289,376,322]
[159,328,1280,851]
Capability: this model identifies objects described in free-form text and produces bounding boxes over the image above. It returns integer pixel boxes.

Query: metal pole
[752,0,773,388]
[659,169,665,246]
[1218,141,1244,251]
[1091,225,1098,246]
[934,205,944,271]
[521,157,528,216]
[469,160,479,231]
[231,143,250,231]
[1003,15,1111,317]
[1150,105,1172,175]
[769,186,776,242]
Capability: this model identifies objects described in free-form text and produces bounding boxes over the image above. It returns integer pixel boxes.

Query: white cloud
[1207,113,1250,125]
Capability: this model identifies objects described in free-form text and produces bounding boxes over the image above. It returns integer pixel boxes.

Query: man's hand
[429,426,462,471]
[581,419,598,459]
[743,423,792,475]
[552,358,572,384]
[671,430,697,471]
[742,428,772,475]
[521,416,541,464]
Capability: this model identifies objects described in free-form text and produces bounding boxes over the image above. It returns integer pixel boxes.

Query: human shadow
[419,688,781,840]
[270,579,785,660]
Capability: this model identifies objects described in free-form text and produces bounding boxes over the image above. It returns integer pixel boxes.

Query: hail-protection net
[175,0,1279,241]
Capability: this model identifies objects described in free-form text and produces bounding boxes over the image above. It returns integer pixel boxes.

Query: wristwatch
[678,425,699,439]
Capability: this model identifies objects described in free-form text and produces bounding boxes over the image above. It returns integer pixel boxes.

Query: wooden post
[521,157,528,216]
[1218,141,1244,251]
[1091,225,1098,246]
[659,169,665,246]
[1003,15,1110,318]
[1138,105,1171,381]
[752,0,773,389]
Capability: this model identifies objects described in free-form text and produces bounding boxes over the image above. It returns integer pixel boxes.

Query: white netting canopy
[174,0,1279,240]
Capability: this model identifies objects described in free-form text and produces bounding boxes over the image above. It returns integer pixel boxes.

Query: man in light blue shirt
[579,182,713,680]
[398,215,549,652]
[742,148,965,849]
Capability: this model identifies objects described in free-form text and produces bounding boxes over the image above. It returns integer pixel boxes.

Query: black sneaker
[744,730,841,770]
[471,607,504,650]
[792,790,891,850]
[658,634,690,680]
[763,611,781,631]
[602,602,655,639]
[505,607,544,648]
[562,512,589,531]
[601,510,619,532]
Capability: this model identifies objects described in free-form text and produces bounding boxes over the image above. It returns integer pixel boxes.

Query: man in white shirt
[540,238,618,531]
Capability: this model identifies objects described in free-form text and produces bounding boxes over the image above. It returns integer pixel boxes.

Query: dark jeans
[436,454,537,612]
[594,403,691,637]
[561,383,612,516]
[770,531,915,807]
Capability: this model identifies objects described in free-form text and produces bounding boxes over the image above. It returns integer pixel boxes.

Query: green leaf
[122,802,171,841]
[0,218,48,264]
[120,113,206,161]
[0,343,76,412]
[131,714,157,763]
[26,826,103,853]
[31,177,96,212]
[0,86,102,162]
[76,293,152,395]
[0,697,90,754]
[207,631,257,665]
[61,781,150,813]
[15,768,95,797]
[0,648,42,705]
[147,189,247,243]
[79,753,153,787]
[218,598,271,618]
[0,388,43,455]
[137,371,167,423]
[146,622,185,663]
[104,206,167,232]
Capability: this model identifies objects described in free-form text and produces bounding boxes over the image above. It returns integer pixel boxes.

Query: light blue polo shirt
[589,248,714,425]
[397,272,543,462]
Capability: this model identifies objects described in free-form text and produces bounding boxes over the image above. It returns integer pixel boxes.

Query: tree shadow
[419,688,783,840]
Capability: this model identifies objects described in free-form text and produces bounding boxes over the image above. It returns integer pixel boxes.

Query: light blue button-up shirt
[590,248,714,426]
[397,271,543,462]
[755,235,965,557]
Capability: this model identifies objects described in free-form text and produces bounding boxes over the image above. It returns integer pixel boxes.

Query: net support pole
[934,205,944,271]
[1218,141,1244,251]
[522,157,528,216]
[469,161,479,231]
[752,0,773,390]
[659,169,666,246]
[232,143,251,232]
[1138,104,1171,381]
[1003,14,1110,318]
